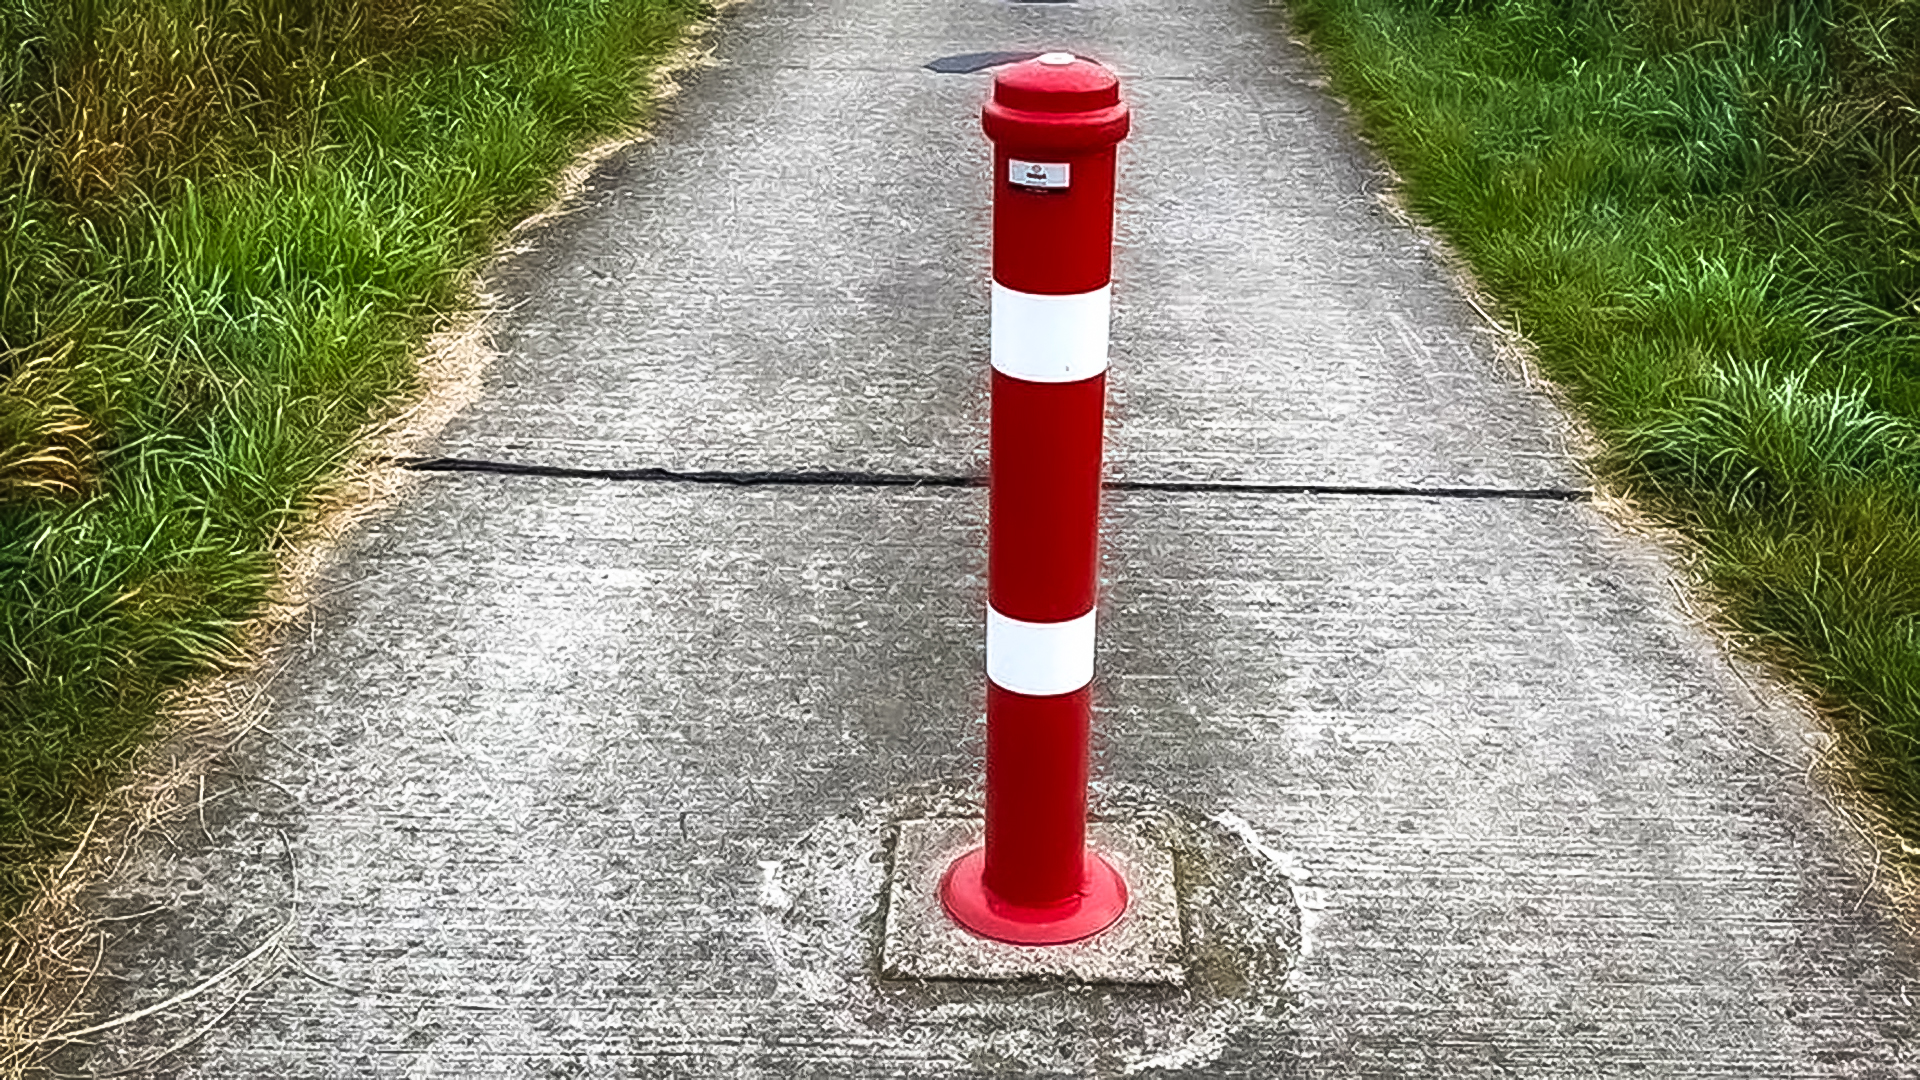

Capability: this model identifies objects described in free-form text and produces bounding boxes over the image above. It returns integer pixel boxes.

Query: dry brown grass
[353,0,516,56]
[0,344,98,503]
[47,6,235,206]
[31,0,520,207]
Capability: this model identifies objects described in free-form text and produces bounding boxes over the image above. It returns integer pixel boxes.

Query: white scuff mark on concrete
[403,1050,445,1080]
[1123,1019,1233,1075]
[754,858,798,995]
[1213,809,1327,982]
[1211,810,1313,882]
[755,835,868,1004]
[756,859,792,915]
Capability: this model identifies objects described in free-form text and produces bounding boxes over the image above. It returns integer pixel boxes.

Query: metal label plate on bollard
[1009,159,1070,189]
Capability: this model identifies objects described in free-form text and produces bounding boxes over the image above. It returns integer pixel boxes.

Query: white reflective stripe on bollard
[989,284,1111,383]
[986,607,1097,697]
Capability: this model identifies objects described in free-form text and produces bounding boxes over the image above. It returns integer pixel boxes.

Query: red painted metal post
[940,52,1132,946]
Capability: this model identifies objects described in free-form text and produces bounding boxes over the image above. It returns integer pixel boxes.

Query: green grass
[0,0,706,915]
[1286,0,1920,837]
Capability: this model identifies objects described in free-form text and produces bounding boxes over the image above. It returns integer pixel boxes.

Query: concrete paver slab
[881,819,1186,983]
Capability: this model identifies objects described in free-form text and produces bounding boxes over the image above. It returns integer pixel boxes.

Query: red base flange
[939,847,1128,946]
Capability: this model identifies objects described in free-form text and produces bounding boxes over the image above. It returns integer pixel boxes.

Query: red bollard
[940,52,1132,946]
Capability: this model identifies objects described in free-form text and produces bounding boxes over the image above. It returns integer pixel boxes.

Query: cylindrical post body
[985,370,1104,907]
[941,52,1131,946]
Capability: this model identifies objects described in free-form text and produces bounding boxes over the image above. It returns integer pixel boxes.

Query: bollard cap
[992,53,1120,115]
[983,53,1129,153]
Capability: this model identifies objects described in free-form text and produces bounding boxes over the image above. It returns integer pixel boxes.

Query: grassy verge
[0,0,707,916]
[1284,0,1920,843]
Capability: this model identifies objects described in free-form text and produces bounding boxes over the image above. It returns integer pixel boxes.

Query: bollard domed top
[984,53,1129,152]
[992,54,1120,114]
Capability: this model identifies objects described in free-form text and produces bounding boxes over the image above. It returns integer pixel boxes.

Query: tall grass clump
[0,0,706,915]
[1284,0,1920,839]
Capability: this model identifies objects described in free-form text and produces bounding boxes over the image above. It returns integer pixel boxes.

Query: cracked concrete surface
[50,0,1920,1073]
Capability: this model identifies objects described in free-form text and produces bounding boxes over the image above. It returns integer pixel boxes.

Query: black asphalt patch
[924,51,1041,73]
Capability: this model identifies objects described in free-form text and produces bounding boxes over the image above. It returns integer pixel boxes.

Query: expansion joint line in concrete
[397,456,973,488]
[394,456,1589,501]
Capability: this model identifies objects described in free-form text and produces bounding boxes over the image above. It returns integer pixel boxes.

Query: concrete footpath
[53,0,1920,1072]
